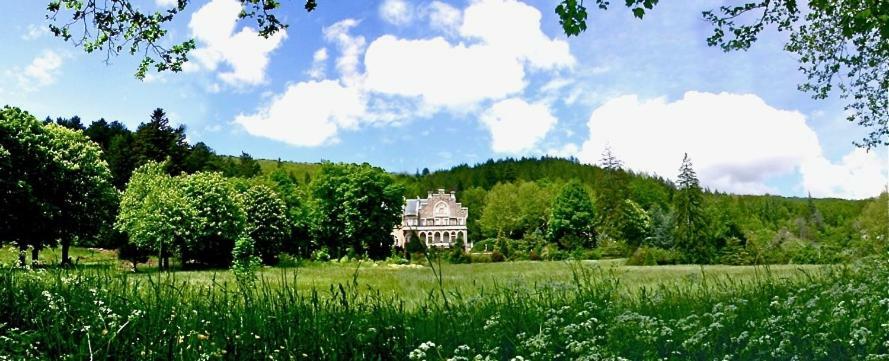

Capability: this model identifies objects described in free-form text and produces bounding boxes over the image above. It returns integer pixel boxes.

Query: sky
[0,0,886,199]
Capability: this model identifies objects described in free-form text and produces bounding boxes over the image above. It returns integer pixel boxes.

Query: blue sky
[1,0,886,199]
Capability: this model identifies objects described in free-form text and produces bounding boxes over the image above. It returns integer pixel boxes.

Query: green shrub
[471,238,495,253]
[541,243,567,261]
[599,238,632,258]
[626,246,681,266]
[310,247,330,262]
[469,253,492,263]
[570,248,601,260]
[491,250,506,262]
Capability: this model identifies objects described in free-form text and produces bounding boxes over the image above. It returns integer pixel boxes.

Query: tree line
[2,105,885,269]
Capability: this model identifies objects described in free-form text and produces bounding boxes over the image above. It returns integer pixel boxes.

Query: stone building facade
[392,189,470,251]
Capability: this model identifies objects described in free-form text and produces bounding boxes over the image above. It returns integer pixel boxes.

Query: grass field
[1,246,823,304]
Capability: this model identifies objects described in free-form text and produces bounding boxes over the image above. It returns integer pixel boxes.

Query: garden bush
[626,246,681,266]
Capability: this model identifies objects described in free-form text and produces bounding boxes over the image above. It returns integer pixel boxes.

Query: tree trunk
[61,239,71,266]
[31,247,39,267]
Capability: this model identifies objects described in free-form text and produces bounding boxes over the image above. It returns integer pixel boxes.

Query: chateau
[392,189,471,251]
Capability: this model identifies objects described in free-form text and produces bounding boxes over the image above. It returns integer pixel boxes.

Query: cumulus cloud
[574,91,887,198]
[481,98,557,153]
[155,0,177,7]
[364,35,526,109]
[800,148,888,199]
[237,0,572,148]
[364,0,572,110]
[322,19,366,85]
[379,0,413,26]
[12,50,63,91]
[188,0,285,87]
[234,80,365,147]
[427,1,462,34]
[22,24,49,40]
[306,48,328,79]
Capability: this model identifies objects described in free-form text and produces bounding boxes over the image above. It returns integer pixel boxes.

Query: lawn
[1,246,823,305]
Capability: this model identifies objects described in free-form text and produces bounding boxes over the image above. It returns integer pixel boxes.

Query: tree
[556,0,887,148]
[239,183,291,265]
[618,199,652,248]
[855,190,888,253]
[235,152,262,178]
[179,172,246,267]
[458,187,488,241]
[116,162,197,270]
[672,154,712,263]
[132,108,189,175]
[43,124,118,265]
[547,180,596,249]
[0,107,57,265]
[311,163,404,259]
[597,147,628,240]
[479,183,522,239]
[267,168,312,255]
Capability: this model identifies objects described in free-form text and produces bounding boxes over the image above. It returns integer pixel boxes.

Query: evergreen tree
[235,151,262,178]
[132,108,189,175]
[672,154,711,263]
[597,146,628,240]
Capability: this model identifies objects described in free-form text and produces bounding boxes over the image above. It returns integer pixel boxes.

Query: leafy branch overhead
[555,0,887,149]
[46,0,316,79]
[45,0,887,148]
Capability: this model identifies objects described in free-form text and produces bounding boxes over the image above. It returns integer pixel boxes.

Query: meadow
[1,246,886,360]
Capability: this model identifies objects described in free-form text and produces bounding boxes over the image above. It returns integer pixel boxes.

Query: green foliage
[116,161,197,269]
[617,199,652,248]
[547,180,596,249]
[231,234,261,285]
[447,235,471,264]
[626,246,681,266]
[855,191,888,254]
[672,154,712,263]
[179,172,246,267]
[239,183,290,265]
[311,162,405,260]
[479,181,554,240]
[3,256,886,359]
[0,107,116,265]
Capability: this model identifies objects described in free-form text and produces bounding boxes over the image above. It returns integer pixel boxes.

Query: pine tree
[672,153,711,263]
[597,146,627,240]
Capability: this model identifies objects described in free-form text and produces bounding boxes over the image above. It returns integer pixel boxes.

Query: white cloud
[323,20,366,86]
[481,98,557,153]
[800,148,888,199]
[237,0,572,150]
[574,91,888,198]
[379,0,413,26]
[460,0,574,70]
[364,0,572,110]
[365,35,525,109]
[234,80,365,147]
[22,24,49,40]
[188,0,285,87]
[13,50,63,91]
[307,48,328,79]
[427,1,462,34]
[155,0,178,7]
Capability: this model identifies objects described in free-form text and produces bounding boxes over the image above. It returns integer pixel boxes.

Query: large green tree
[179,172,247,267]
[547,180,596,249]
[672,154,712,263]
[0,107,57,265]
[597,147,628,241]
[239,183,291,265]
[116,161,197,270]
[132,108,189,175]
[311,163,404,259]
[43,124,117,265]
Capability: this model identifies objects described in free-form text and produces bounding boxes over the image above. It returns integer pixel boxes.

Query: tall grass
[0,257,887,360]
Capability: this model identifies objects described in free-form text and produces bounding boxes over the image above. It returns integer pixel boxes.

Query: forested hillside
[4,106,885,268]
